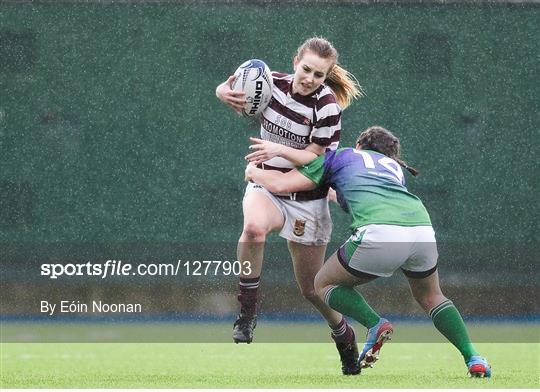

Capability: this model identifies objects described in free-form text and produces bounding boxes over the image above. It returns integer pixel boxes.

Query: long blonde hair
[296,37,363,109]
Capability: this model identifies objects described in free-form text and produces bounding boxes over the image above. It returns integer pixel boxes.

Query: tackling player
[245,125,492,377]
[216,37,363,375]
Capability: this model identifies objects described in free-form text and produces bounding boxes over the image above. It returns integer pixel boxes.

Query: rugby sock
[325,286,380,329]
[330,317,355,344]
[429,299,479,362]
[238,277,260,317]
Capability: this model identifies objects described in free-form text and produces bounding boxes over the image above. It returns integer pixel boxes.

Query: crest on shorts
[293,219,306,237]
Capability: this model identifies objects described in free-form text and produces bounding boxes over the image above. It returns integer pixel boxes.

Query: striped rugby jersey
[298,148,431,230]
[259,72,342,170]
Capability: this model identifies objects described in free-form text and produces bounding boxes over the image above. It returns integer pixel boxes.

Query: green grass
[1,342,539,388]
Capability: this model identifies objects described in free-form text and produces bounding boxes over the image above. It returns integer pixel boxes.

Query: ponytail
[326,64,364,110]
[395,157,419,177]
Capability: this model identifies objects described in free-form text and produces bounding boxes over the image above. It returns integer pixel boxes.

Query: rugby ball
[231,59,273,117]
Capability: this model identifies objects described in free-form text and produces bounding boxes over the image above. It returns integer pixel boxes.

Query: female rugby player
[216,37,362,374]
[245,126,491,377]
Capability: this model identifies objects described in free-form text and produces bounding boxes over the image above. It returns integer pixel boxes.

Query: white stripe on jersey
[260,72,341,169]
[272,87,313,121]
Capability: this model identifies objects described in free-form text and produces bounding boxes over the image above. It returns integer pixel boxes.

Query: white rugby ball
[231,59,273,117]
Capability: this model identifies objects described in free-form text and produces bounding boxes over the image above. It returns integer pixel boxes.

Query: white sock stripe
[239,282,260,288]
[332,323,347,336]
[431,302,454,319]
[430,300,454,319]
[429,299,452,317]
[323,285,338,306]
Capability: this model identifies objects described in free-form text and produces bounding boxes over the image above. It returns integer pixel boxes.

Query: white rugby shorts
[337,224,438,278]
[245,181,332,246]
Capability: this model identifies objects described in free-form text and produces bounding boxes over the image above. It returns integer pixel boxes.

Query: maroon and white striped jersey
[259,72,341,170]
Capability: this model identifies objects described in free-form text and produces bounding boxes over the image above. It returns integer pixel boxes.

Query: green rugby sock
[430,299,479,362]
[325,286,380,329]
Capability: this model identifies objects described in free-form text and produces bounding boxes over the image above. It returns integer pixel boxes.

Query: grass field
[2,341,539,388]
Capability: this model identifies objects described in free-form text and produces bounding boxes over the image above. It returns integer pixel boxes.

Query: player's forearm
[278,145,319,166]
[249,168,290,194]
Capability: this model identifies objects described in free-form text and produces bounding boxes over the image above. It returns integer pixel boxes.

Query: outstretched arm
[244,163,316,194]
[245,137,325,166]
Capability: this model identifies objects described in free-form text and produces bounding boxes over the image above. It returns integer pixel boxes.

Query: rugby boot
[359,318,393,369]
[467,356,492,378]
[232,312,257,343]
[332,325,361,375]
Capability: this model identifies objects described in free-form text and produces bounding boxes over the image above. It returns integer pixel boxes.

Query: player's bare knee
[241,222,269,242]
[313,275,329,300]
[313,272,323,294]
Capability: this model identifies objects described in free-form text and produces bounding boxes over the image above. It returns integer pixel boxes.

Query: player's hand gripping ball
[231,59,273,117]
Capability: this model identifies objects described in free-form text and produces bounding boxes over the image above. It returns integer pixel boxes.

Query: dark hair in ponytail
[356,126,419,176]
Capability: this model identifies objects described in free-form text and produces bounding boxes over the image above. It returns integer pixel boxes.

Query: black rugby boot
[333,326,361,375]
[233,312,257,343]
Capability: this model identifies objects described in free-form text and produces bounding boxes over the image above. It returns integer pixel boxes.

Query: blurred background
[1,1,538,337]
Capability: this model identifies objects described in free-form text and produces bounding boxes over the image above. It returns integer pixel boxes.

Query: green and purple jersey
[298,148,431,230]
